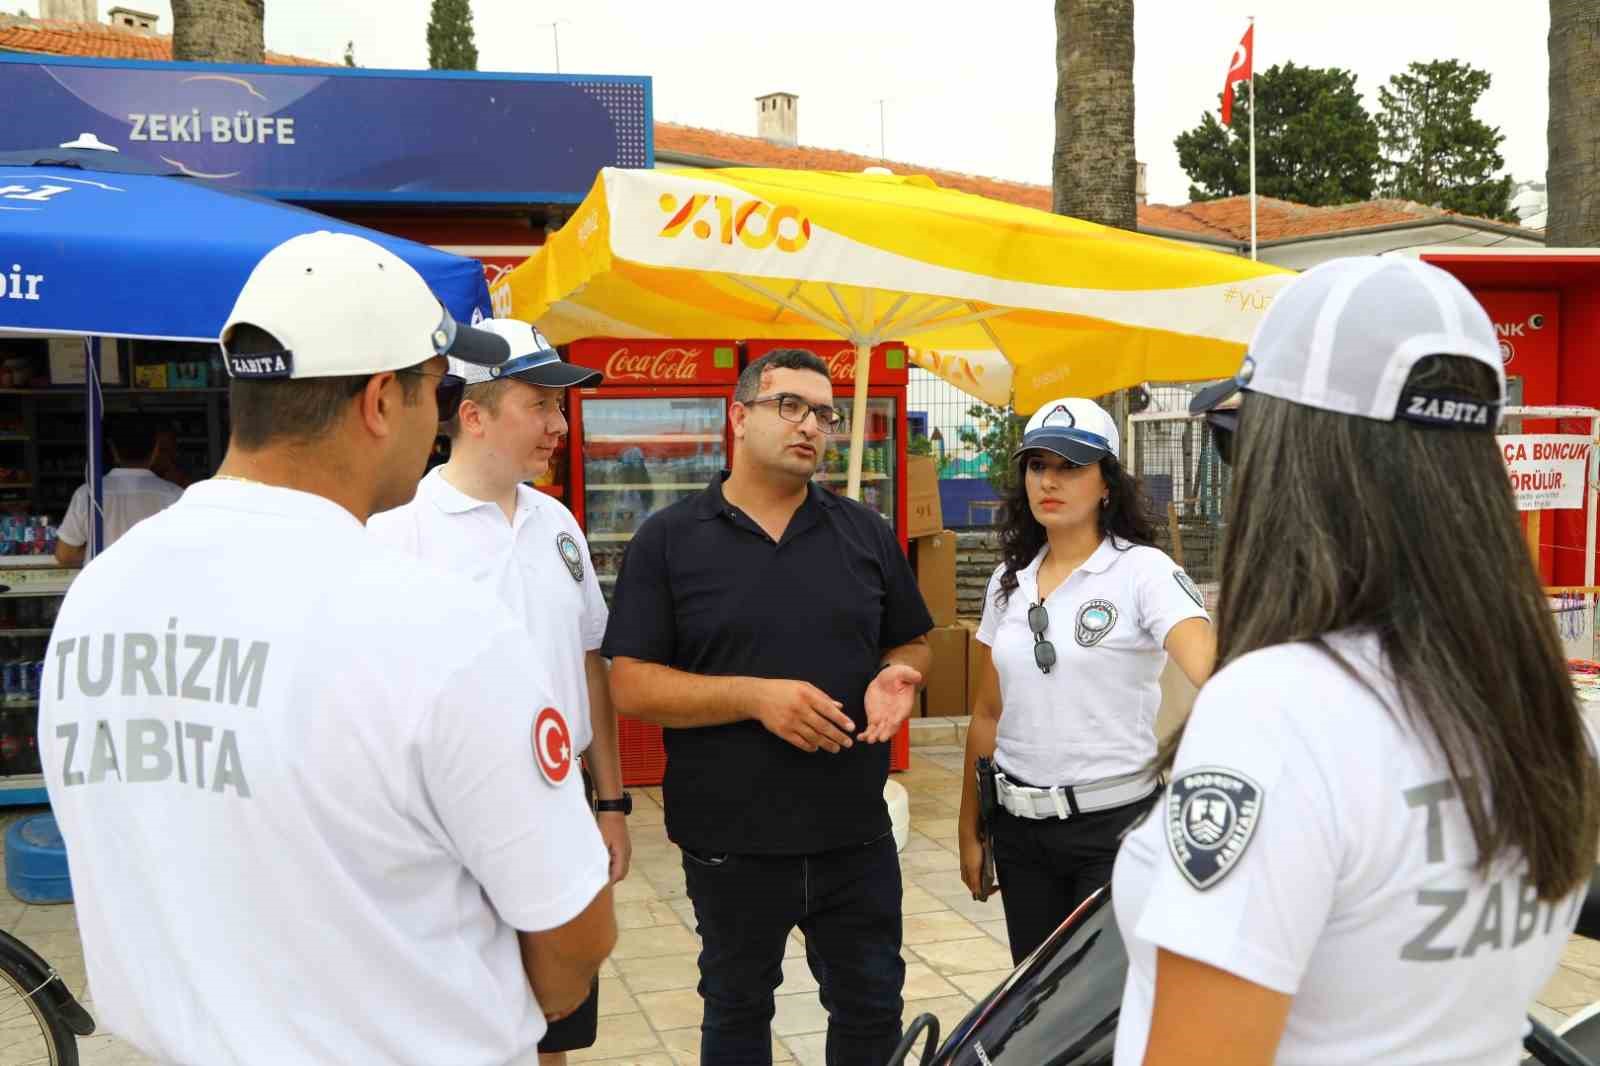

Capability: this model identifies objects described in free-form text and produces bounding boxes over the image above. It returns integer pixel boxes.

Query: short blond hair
[442,378,518,440]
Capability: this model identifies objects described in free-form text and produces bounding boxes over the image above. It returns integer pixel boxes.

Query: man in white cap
[369,318,627,1065]
[41,232,616,1066]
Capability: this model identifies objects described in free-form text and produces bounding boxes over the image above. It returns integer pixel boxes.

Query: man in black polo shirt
[605,347,933,1066]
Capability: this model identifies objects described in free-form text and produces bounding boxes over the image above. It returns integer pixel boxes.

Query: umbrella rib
[895,306,1012,339]
[866,294,911,344]
[827,285,861,335]
[878,297,972,337]
[729,276,852,338]
[766,280,805,324]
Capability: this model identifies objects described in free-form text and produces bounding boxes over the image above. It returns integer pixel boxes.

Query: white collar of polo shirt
[188,478,363,528]
[1022,536,1125,598]
[422,466,535,523]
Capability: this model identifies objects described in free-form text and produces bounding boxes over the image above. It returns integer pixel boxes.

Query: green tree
[427,0,478,72]
[1175,62,1380,205]
[1549,0,1600,245]
[1376,60,1514,221]
[959,403,1028,495]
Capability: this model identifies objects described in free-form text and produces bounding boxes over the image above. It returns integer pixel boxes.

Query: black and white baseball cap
[1191,256,1506,431]
[1011,397,1121,466]
[220,232,510,380]
[450,319,602,389]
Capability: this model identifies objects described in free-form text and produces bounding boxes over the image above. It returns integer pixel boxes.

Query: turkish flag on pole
[1221,24,1253,126]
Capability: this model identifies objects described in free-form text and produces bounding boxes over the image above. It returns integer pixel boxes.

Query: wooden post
[1526,510,1542,571]
[1167,501,1185,566]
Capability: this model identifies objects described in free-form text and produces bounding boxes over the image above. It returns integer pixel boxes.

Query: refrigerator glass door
[582,396,727,595]
[815,397,896,531]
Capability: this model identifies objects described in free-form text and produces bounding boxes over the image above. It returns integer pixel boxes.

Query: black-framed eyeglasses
[745,393,846,430]
[1028,601,1057,674]
[397,370,467,422]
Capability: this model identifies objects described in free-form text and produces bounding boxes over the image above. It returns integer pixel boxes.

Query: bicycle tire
[0,951,77,1066]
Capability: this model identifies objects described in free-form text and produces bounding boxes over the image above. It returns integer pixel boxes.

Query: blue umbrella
[0,144,492,339]
[0,140,494,559]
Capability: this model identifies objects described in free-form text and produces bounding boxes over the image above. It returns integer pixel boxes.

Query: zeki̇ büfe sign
[1499,435,1592,511]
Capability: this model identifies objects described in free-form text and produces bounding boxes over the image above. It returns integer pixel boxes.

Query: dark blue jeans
[680,832,904,1066]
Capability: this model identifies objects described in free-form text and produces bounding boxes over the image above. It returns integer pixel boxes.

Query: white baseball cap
[449,319,602,388]
[1191,256,1505,431]
[1011,397,1120,466]
[219,231,510,380]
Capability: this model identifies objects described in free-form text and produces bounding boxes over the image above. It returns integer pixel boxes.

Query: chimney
[39,0,95,22]
[107,6,160,34]
[756,92,798,148]
[1136,161,1148,206]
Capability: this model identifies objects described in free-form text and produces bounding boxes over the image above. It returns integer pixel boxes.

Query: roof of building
[656,121,1536,245]
[0,14,332,66]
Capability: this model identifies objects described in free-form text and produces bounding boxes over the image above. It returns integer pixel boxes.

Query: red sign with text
[1474,290,1560,406]
[566,338,741,385]
[743,339,910,387]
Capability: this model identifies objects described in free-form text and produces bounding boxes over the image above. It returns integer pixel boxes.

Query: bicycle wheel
[0,953,76,1066]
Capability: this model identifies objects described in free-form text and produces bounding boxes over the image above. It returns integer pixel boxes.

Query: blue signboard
[0,54,652,204]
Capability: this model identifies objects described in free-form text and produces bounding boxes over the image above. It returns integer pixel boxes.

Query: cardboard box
[911,530,957,628]
[959,619,990,713]
[906,455,943,539]
[924,623,969,718]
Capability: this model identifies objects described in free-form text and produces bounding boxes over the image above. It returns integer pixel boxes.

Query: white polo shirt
[975,538,1208,786]
[41,479,609,1066]
[368,467,607,757]
[1113,630,1584,1066]
[57,467,184,549]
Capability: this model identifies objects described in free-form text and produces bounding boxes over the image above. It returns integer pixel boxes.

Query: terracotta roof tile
[0,16,331,66]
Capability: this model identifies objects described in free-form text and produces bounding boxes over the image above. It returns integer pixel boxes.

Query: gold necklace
[213,474,266,487]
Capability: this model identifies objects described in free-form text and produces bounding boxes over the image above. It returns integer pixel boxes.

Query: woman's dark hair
[1153,354,1600,901]
[994,450,1158,607]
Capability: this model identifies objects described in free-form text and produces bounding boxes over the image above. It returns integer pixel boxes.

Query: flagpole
[1248,14,1257,261]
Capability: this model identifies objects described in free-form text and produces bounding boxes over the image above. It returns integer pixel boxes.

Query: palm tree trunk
[1052,0,1137,231]
[1549,0,1600,245]
[171,0,265,64]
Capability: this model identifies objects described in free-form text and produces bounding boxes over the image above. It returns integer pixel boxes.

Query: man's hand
[597,811,631,884]
[752,679,856,753]
[861,664,922,743]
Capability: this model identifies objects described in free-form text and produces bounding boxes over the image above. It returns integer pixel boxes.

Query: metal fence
[1126,409,1232,588]
[908,367,988,475]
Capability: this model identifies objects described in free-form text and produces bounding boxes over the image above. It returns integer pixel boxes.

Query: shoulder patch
[556,531,585,583]
[1074,599,1118,647]
[1165,767,1263,890]
[1173,569,1206,609]
[533,706,574,786]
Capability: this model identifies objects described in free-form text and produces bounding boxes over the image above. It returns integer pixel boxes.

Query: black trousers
[990,796,1149,965]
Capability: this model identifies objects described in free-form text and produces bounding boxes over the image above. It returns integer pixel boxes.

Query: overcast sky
[32,1,1550,205]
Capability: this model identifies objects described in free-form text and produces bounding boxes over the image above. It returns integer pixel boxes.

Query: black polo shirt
[601,473,933,856]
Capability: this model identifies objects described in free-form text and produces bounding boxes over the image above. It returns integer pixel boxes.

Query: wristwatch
[594,792,633,816]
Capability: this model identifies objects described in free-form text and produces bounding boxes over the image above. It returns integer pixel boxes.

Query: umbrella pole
[86,336,104,561]
[844,341,873,501]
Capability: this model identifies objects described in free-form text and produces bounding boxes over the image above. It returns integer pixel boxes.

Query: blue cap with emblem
[1011,397,1121,467]
[1190,255,1505,432]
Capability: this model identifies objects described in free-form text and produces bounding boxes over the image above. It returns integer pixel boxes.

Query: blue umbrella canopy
[0,145,492,341]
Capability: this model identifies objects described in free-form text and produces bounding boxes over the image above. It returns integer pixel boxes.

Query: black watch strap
[594,792,633,816]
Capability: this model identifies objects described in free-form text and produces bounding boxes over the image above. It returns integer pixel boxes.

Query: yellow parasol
[493,165,1290,500]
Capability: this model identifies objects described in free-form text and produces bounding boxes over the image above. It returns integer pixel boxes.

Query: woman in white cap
[957,396,1215,965]
[1113,256,1600,1065]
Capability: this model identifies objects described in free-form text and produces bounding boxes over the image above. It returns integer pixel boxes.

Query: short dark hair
[224,325,425,450]
[107,412,160,465]
[734,348,829,405]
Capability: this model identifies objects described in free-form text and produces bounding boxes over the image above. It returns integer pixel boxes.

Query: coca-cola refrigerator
[744,339,911,550]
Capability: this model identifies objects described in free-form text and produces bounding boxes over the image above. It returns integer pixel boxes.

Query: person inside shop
[368,316,628,1066]
[149,424,195,489]
[54,411,185,567]
[40,231,618,1066]
[603,347,934,1066]
[1113,256,1600,1065]
[956,397,1214,965]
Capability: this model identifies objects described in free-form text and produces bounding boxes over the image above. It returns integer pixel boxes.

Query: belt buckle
[1050,787,1070,820]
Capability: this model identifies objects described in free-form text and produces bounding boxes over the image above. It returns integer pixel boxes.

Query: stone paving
[7,735,1599,1064]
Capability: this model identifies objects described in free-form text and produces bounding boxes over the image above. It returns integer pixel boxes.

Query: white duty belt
[995,769,1157,820]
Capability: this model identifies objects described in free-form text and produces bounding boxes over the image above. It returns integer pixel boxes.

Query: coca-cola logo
[602,346,703,381]
[825,350,858,382]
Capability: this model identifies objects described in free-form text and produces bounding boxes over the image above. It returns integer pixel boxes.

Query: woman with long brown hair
[1113,256,1600,1066]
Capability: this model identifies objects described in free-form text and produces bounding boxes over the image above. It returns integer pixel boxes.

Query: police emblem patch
[556,531,584,583]
[1174,569,1205,609]
[1165,767,1263,890]
[1074,599,1118,647]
